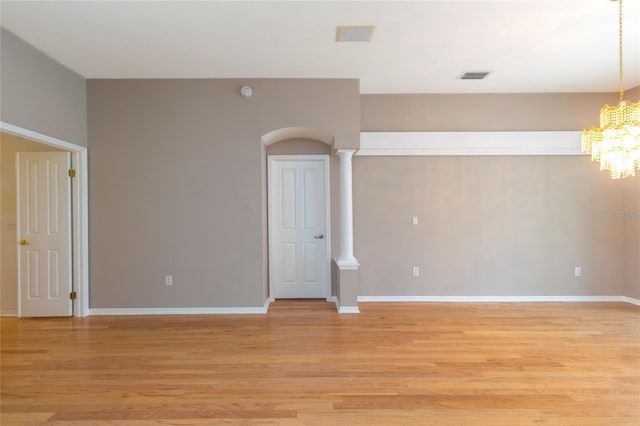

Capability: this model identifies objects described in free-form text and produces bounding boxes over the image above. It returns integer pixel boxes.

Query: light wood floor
[1,301,639,425]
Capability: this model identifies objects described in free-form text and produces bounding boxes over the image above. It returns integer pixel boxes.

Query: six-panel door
[17,152,72,317]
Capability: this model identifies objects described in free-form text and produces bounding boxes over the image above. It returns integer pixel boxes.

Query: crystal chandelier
[581,0,640,179]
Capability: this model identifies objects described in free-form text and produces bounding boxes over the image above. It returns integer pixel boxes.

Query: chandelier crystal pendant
[581,0,640,179]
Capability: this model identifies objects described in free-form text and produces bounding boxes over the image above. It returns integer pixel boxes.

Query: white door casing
[17,152,73,317]
[268,155,330,299]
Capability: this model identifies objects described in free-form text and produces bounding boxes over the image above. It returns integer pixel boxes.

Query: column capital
[335,149,357,158]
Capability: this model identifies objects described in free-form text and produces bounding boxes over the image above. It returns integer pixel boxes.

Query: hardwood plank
[1,301,638,424]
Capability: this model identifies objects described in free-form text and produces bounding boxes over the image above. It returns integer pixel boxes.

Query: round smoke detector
[240,86,253,98]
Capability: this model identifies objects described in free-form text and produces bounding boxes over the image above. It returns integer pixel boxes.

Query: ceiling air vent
[459,71,491,80]
[336,26,376,42]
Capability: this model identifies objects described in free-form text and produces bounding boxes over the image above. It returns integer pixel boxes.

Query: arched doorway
[262,128,334,300]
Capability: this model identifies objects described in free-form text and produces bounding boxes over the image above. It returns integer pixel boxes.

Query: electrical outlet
[574,267,581,277]
[412,266,420,277]
[165,275,173,286]
[412,216,418,225]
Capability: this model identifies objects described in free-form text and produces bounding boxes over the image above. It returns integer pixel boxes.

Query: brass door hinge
[68,169,76,178]
[70,291,77,300]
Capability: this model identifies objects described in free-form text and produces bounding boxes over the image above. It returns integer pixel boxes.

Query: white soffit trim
[358,131,585,156]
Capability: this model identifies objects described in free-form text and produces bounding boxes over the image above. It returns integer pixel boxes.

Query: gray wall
[0,29,87,147]
[622,86,640,299]
[356,92,638,298]
[354,155,628,297]
[623,177,640,299]
[87,79,359,308]
[361,92,625,131]
[3,31,636,311]
[625,86,639,103]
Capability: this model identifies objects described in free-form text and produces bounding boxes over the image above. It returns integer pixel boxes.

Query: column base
[335,256,360,270]
[332,258,359,313]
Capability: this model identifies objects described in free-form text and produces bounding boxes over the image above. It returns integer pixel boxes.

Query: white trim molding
[0,122,86,152]
[622,297,640,306]
[335,259,360,270]
[334,298,360,314]
[89,300,272,316]
[1,310,18,317]
[338,305,360,314]
[357,131,585,156]
[358,296,640,304]
[327,295,360,314]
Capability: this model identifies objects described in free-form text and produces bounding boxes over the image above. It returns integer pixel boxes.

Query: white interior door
[17,152,72,317]
[269,155,330,299]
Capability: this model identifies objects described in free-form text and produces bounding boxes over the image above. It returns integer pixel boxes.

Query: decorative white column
[336,149,359,269]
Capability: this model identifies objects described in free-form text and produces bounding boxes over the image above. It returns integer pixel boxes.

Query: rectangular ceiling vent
[336,26,376,42]
[459,71,491,80]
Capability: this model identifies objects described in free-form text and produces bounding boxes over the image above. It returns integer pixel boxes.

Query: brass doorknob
[19,240,29,246]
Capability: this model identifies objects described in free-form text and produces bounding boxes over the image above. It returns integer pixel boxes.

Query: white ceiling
[1,0,639,94]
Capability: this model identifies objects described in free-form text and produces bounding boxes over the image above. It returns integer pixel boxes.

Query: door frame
[267,155,331,301]
[1,122,89,317]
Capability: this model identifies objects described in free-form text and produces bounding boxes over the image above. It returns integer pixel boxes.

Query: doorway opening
[0,123,89,317]
[261,128,336,303]
[268,155,331,300]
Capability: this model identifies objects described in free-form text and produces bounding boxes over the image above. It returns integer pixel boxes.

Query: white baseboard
[622,296,640,306]
[1,309,17,317]
[338,305,360,314]
[25,296,640,317]
[358,295,640,305]
[326,296,360,314]
[89,300,271,316]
